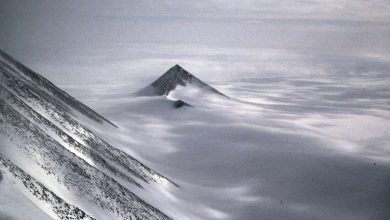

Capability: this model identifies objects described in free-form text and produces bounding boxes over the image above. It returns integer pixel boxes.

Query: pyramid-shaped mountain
[0,49,174,220]
[148,64,227,97]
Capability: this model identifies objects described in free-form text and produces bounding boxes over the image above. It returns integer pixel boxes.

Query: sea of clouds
[47,44,390,220]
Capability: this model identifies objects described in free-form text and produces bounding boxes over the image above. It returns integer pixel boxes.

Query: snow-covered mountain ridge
[0,50,175,220]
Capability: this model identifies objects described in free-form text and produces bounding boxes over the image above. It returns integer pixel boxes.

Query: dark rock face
[150,64,227,97]
[173,100,191,108]
[0,50,174,220]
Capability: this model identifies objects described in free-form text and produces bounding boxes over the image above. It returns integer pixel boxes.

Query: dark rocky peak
[173,99,191,108]
[150,64,227,97]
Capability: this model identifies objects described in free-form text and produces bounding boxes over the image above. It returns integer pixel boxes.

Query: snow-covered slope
[0,166,54,220]
[0,50,117,128]
[0,50,175,220]
[0,154,94,220]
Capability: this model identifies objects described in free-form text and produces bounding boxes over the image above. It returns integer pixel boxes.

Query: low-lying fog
[52,46,390,220]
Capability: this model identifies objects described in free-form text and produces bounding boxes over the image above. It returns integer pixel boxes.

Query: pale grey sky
[1,0,390,84]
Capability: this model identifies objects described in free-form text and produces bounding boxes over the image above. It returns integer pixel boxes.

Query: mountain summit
[141,64,227,97]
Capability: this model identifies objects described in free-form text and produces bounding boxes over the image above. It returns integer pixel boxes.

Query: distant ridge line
[0,49,117,128]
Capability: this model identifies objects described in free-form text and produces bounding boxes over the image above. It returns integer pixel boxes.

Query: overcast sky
[1,0,390,84]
